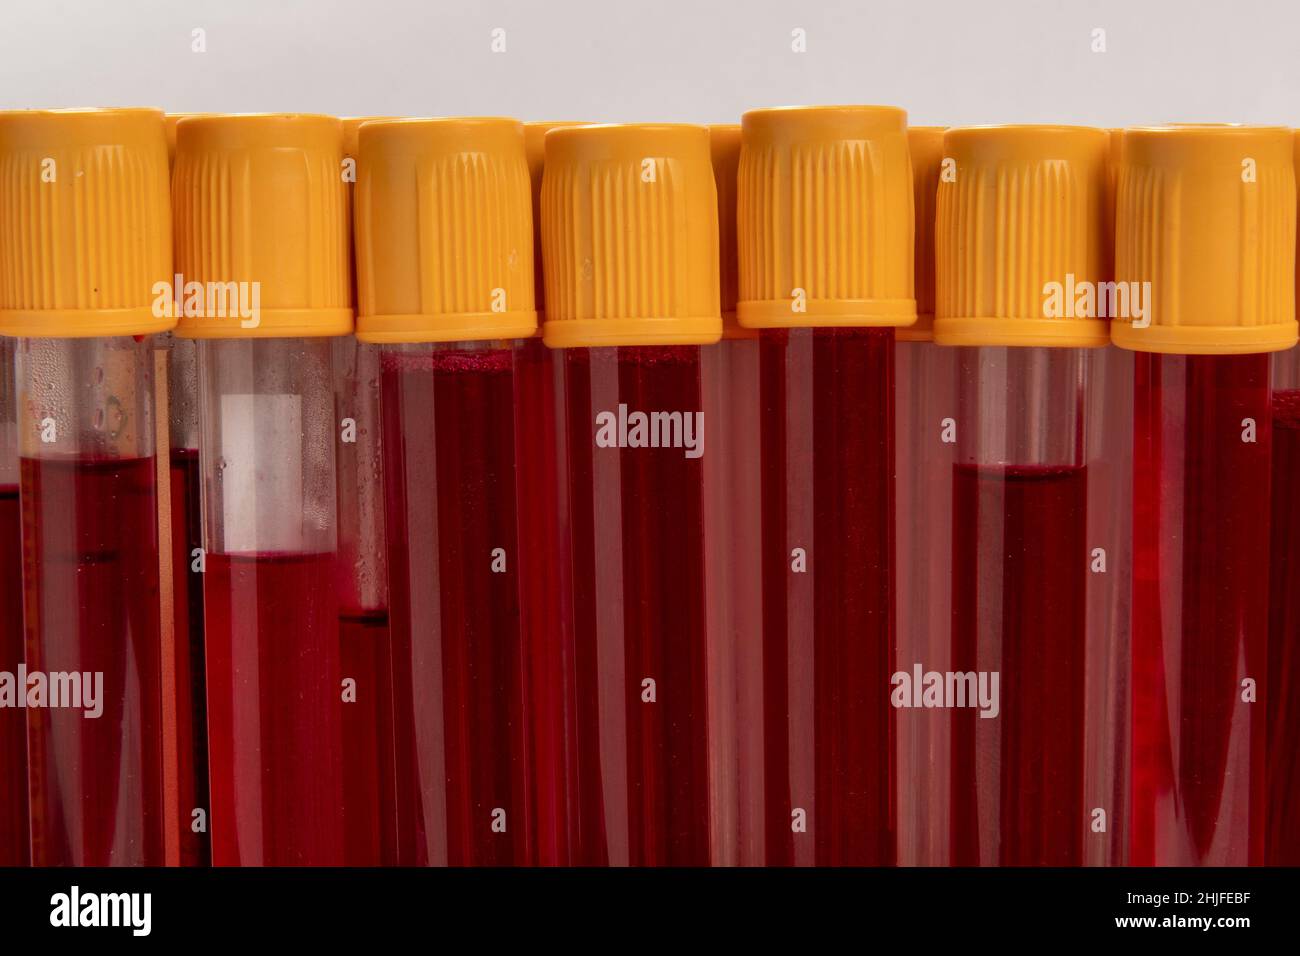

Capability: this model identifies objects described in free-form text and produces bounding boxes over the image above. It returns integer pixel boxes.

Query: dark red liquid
[514,338,576,866]
[1131,353,1267,866]
[950,463,1087,866]
[381,347,530,866]
[1267,388,1300,865]
[0,485,28,866]
[339,607,396,865]
[757,328,895,866]
[168,448,210,866]
[562,346,710,866]
[204,551,343,865]
[20,455,164,866]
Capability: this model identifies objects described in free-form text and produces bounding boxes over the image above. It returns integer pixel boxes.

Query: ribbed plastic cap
[709,124,755,340]
[1104,129,1123,281]
[354,117,535,344]
[541,123,720,348]
[1112,124,1297,354]
[525,121,585,327]
[897,126,944,342]
[736,105,915,330]
[165,113,208,170]
[342,116,398,161]
[173,113,352,338]
[935,125,1110,348]
[0,108,173,338]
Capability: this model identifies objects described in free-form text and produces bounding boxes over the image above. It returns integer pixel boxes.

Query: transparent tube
[947,347,1089,866]
[165,333,209,866]
[0,338,26,866]
[380,340,531,866]
[1131,352,1268,866]
[702,335,762,867]
[200,337,342,866]
[1266,346,1300,865]
[17,335,164,866]
[515,336,578,867]
[556,344,721,866]
[1085,345,1133,866]
[333,336,395,865]
[743,327,896,866]
[895,339,957,865]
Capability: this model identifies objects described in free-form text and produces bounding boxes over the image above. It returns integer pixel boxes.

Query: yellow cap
[341,116,398,161]
[1111,125,1296,354]
[541,123,720,348]
[355,117,535,344]
[709,124,756,341]
[164,113,210,171]
[897,126,944,342]
[0,108,173,338]
[934,125,1110,348]
[172,114,352,338]
[736,106,915,330]
[525,121,586,330]
[1103,129,1123,281]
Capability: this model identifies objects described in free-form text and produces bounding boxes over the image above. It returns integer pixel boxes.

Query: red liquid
[1267,388,1300,865]
[169,448,210,866]
[1131,353,1268,866]
[563,346,710,866]
[514,338,577,866]
[757,328,895,866]
[339,607,396,865]
[0,486,28,866]
[381,347,530,866]
[204,551,343,865]
[20,455,164,866]
[950,463,1087,866]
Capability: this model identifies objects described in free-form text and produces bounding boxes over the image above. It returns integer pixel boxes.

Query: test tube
[0,338,25,865]
[703,123,764,864]
[164,111,211,868]
[335,116,396,865]
[1266,130,1300,867]
[0,107,172,865]
[1114,125,1294,866]
[355,117,537,866]
[934,126,1110,865]
[173,114,352,865]
[541,123,722,865]
[894,125,954,865]
[734,106,914,865]
[521,120,584,865]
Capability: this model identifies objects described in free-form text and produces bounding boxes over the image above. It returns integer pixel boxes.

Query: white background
[0,0,1296,127]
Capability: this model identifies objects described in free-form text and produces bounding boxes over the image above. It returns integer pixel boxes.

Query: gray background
[1,0,1296,126]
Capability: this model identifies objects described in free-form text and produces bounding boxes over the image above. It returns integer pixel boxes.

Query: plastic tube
[733,106,916,865]
[704,124,764,864]
[355,117,538,866]
[0,338,26,865]
[336,117,396,866]
[1114,124,1295,866]
[935,126,1110,865]
[894,125,954,865]
[1269,343,1300,865]
[521,121,582,866]
[541,123,721,865]
[0,108,173,866]
[166,334,209,866]
[1266,128,1300,867]
[173,113,353,865]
